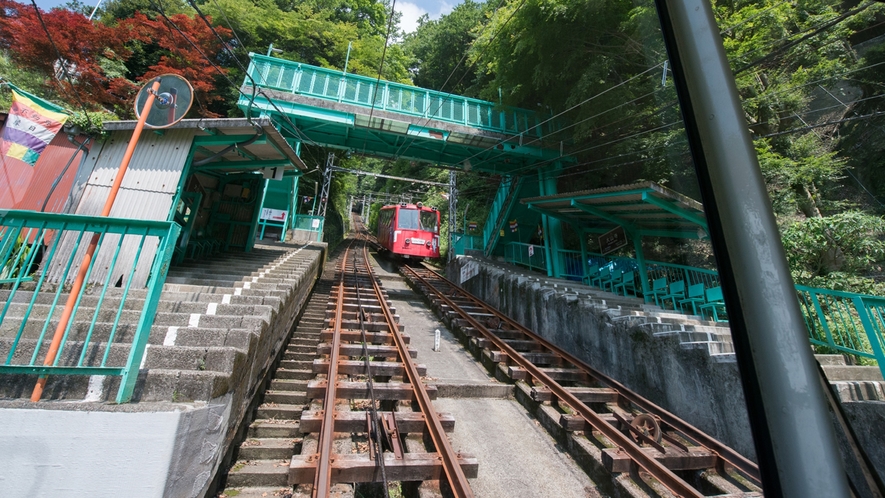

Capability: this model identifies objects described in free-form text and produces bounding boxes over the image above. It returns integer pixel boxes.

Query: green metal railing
[555,249,585,280]
[797,286,885,373]
[245,54,552,138]
[0,210,179,403]
[503,241,885,377]
[505,242,548,272]
[644,259,720,289]
[451,232,482,255]
[292,215,325,242]
[482,176,523,257]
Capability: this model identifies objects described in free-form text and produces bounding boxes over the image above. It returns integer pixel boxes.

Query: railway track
[293,232,476,496]
[401,264,764,498]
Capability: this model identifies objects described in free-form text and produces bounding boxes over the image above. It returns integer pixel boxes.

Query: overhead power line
[331,166,449,187]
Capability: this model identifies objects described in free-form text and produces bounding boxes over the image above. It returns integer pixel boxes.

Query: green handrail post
[854,296,885,381]
[117,221,180,403]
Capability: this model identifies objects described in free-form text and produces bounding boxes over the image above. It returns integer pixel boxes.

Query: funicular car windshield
[397,209,419,229]
[420,211,438,232]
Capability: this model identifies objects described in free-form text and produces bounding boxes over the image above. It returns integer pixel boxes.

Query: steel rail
[404,265,709,498]
[363,247,475,498]
[410,265,761,484]
[313,242,352,497]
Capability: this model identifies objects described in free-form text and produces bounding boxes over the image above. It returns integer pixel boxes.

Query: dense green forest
[3,0,885,293]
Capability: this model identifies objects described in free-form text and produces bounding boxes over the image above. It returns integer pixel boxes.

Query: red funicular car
[376,203,440,259]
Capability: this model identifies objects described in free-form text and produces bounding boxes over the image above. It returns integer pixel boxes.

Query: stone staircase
[818,354,885,402]
[465,259,885,402]
[497,271,738,362]
[0,242,323,404]
[219,268,331,497]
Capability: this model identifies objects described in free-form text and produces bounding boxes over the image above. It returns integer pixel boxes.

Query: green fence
[291,215,325,242]
[644,259,720,289]
[451,232,483,255]
[0,210,179,403]
[797,286,885,373]
[503,242,885,378]
[505,241,548,272]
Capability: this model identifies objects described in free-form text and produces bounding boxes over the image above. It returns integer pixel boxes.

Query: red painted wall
[0,114,90,212]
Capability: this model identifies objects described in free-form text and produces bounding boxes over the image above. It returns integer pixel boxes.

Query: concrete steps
[220,279,331,497]
[817,354,885,402]
[0,243,323,402]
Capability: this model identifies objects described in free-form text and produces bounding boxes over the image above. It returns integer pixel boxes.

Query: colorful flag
[1,84,69,166]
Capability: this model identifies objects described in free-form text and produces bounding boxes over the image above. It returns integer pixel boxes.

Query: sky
[31,0,456,34]
[397,0,455,33]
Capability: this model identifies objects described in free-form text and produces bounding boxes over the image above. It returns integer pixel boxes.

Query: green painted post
[632,230,650,302]
[258,178,269,241]
[579,230,590,285]
[246,180,267,251]
[539,165,564,278]
[117,222,180,403]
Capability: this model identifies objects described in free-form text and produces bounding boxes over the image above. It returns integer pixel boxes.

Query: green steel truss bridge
[237,53,568,175]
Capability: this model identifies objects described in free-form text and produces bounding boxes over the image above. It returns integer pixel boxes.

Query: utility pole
[317,153,334,218]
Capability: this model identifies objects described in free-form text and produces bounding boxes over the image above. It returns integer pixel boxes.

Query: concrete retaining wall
[448,257,757,459]
[449,257,885,492]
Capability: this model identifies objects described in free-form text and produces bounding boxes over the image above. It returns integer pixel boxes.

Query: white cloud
[436,2,455,18]
[397,2,426,34]
[396,1,455,34]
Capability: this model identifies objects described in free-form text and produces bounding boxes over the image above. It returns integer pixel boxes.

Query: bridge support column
[538,165,564,278]
[448,171,457,261]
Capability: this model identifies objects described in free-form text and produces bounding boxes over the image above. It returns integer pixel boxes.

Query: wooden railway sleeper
[406,264,762,487]
[403,265,756,498]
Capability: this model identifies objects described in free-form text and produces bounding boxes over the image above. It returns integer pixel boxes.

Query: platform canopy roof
[522,181,708,239]
[105,116,306,176]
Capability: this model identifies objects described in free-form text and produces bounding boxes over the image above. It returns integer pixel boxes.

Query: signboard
[528,245,534,257]
[598,226,628,255]
[262,167,285,180]
[260,208,288,223]
[311,218,321,229]
[460,260,479,284]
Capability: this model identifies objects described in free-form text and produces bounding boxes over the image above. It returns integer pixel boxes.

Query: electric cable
[366,0,399,125]
[182,0,329,164]
[393,0,529,160]
[420,63,665,175]
[154,0,324,167]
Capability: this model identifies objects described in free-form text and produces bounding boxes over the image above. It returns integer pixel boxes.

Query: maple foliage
[0,0,231,117]
[118,12,231,117]
[0,0,130,109]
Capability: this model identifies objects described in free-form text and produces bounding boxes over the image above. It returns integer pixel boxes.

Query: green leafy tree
[781,211,885,292]
[402,0,488,97]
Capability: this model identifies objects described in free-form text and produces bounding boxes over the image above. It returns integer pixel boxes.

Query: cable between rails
[353,240,390,498]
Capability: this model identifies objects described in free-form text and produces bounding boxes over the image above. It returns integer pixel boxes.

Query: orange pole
[31,77,163,402]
